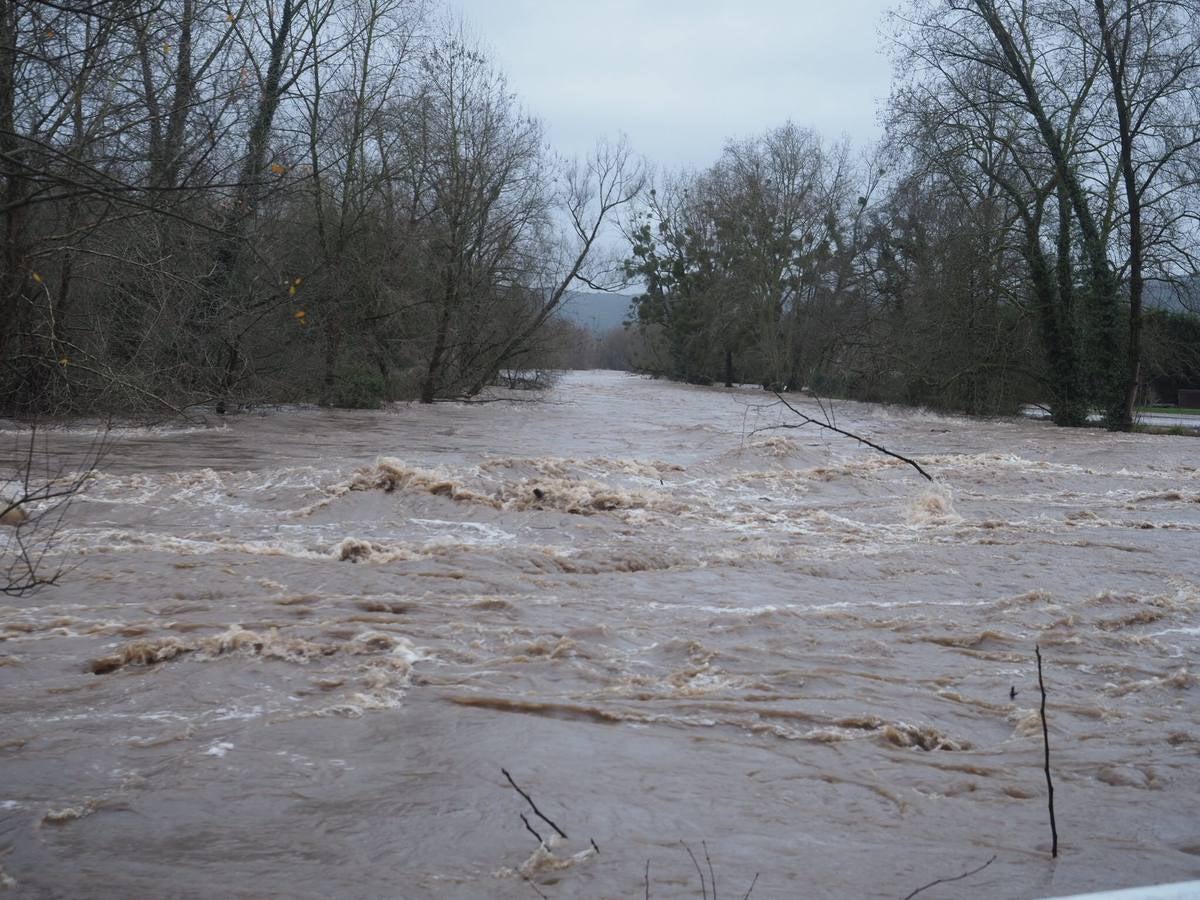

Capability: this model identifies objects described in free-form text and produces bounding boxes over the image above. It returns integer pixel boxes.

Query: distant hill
[555,291,636,333]
[1146,278,1199,314]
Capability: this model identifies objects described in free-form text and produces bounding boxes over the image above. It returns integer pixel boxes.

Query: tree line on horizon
[620,0,1200,429]
[2,0,1198,427]
[1,0,641,415]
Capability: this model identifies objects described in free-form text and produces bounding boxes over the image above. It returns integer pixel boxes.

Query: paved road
[1022,406,1200,429]
[1138,411,1200,428]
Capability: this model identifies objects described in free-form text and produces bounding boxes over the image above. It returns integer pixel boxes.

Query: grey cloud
[451,0,893,168]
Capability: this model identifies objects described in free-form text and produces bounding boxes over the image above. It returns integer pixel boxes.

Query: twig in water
[742,873,759,900]
[644,859,650,900]
[902,854,997,900]
[519,813,544,846]
[3,425,106,595]
[1036,644,1059,858]
[502,768,568,839]
[771,392,933,481]
[523,875,549,900]
[813,391,837,431]
[703,840,718,900]
[681,842,708,900]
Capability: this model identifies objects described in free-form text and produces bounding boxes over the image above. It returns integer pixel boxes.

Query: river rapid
[2,370,1198,898]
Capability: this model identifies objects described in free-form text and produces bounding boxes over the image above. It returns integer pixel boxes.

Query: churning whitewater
[2,371,1198,898]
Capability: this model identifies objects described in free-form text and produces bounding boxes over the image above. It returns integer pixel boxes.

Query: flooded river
[2,370,1198,898]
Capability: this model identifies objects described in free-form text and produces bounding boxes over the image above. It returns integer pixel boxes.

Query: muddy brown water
[2,371,1198,898]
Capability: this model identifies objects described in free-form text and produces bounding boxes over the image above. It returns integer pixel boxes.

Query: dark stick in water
[519,813,544,846]
[1036,644,1059,858]
[772,392,933,481]
[502,768,568,840]
[902,855,996,899]
[681,842,708,900]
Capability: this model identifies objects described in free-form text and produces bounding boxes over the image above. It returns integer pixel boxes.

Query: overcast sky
[449,0,897,172]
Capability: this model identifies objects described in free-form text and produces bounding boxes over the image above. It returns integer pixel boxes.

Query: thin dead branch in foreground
[675,841,757,900]
[901,854,996,899]
[497,772,761,898]
[502,768,569,840]
[520,813,544,845]
[501,767,603,897]
[770,392,934,481]
[2,426,105,595]
[1036,644,1059,858]
[703,840,717,900]
[523,875,549,899]
[682,842,709,900]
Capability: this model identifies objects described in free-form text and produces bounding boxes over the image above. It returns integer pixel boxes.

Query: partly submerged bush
[331,366,388,409]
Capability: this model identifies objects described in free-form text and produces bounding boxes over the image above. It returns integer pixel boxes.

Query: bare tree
[1087,0,1200,422]
[887,0,1200,428]
[459,136,645,397]
[625,124,858,391]
[293,0,423,401]
[400,23,553,402]
[0,0,656,414]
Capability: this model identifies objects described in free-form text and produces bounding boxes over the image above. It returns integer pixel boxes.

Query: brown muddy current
[2,371,1199,899]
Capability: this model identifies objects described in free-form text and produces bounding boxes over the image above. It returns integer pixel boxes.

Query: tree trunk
[421,276,456,403]
[157,0,194,190]
[1095,0,1142,431]
[0,0,25,371]
[974,0,1125,418]
[321,311,341,405]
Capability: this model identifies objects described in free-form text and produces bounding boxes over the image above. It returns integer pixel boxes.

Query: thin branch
[519,813,544,846]
[772,392,934,481]
[1036,644,1059,858]
[522,875,549,900]
[902,855,997,900]
[703,840,718,900]
[2,425,105,596]
[502,768,568,840]
[681,842,708,900]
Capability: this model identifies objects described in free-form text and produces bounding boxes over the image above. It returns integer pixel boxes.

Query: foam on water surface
[1,371,1197,898]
